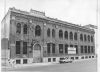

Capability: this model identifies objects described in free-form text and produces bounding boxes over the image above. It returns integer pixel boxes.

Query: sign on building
[68,47,76,54]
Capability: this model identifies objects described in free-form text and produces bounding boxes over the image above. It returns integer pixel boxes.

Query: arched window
[88,35,90,42]
[23,24,27,34]
[47,28,50,37]
[59,30,63,38]
[64,31,68,39]
[84,34,87,41]
[80,34,83,41]
[52,29,55,38]
[16,23,21,33]
[74,32,77,40]
[35,25,41,36]
[91,36,93,42]
[70,32,73,40]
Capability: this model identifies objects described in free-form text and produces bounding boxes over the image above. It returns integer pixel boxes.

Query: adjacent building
[1,7,96,65]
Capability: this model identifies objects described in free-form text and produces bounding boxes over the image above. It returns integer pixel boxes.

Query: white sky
[0,0,99,25]
[0,0,100,71]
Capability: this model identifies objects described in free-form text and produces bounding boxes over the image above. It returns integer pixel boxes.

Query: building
[1,7,96,65]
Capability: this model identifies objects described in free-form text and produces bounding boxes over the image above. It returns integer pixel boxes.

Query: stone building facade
[1,7,96,65]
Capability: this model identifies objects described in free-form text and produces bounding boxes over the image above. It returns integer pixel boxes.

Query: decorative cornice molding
[9,7,95,34]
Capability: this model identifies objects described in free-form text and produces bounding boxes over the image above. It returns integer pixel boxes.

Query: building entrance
[33,44,42,62]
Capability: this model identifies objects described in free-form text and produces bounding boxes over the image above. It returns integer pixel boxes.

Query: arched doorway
[33,44,42,62]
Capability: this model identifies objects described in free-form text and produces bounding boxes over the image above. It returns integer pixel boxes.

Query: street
[3,59,97,72]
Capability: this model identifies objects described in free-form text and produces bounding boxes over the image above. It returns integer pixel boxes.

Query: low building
[1,7,96,65]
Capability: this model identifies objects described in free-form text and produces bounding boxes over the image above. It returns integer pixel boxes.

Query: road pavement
[2,59,97,72]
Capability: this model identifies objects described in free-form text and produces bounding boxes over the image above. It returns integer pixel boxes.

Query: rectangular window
[53,58,56,62]
[89,56,91,58]
[84,46,87,53]
[81,56,84,59]
[91,46,94,53]
[16,23,21,34]
[59,44,63,53]
[88,46,90,53]
[70,45,73,47]
[23,59,27,64]
[92,56,94,58]
[52,44,55,53]
[65,44,68,54]
[48,58,51,62]
[16,41,20,54]
[23,42,27,54]
[23,24,27,34]
[85,56,88,59]
[71,57,74,60]
[75,57,78,59]
[16,60,20,64]
[47,43,51,53]
[81,46,83,53]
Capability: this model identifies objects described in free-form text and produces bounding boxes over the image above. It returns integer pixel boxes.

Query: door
[33,44,42,62]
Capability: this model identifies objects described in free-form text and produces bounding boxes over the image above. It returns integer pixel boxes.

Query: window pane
[52,29,55,38]
[84,34,87,41]
[59,44,63,53]
[59,30,63,38]
[23,42,27,54]
[47,43,51,53]
[91,46,94,53]
[23,24,27,34]
[47,28,50,37]
[74,32,77,40]
[16,23,21,34]
[48,58,51,62]
[65,44,68,53]
[16,41,20,54]
[88,35,90,42]
[88,46,90,53]
[52,44,55,53]
[35,25,41,36]
[81,46,83,53]
[23,59,27,64]
[70,32,73,40]
[84,46,87,53]
[16,60,20,64]
[91,36,93,42]
[80,34,83,41]
[65,31,68,39]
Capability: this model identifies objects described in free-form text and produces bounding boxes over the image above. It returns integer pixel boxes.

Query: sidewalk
[1,58,96,70]
[14,62,54,68]
[2,62,55,70]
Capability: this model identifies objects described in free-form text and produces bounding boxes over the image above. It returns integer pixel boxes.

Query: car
[59,57,73,64]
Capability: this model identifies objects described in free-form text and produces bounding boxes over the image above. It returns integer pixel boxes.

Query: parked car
[59,57,73,64]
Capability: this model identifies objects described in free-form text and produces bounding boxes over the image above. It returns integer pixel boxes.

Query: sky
[0,0,100,71]
[0,0,99,25]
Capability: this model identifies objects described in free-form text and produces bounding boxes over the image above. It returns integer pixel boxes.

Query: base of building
[3,54,97,67]
[42,54,96,63]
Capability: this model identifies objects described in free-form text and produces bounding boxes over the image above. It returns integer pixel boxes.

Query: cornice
[9,8,95,34]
